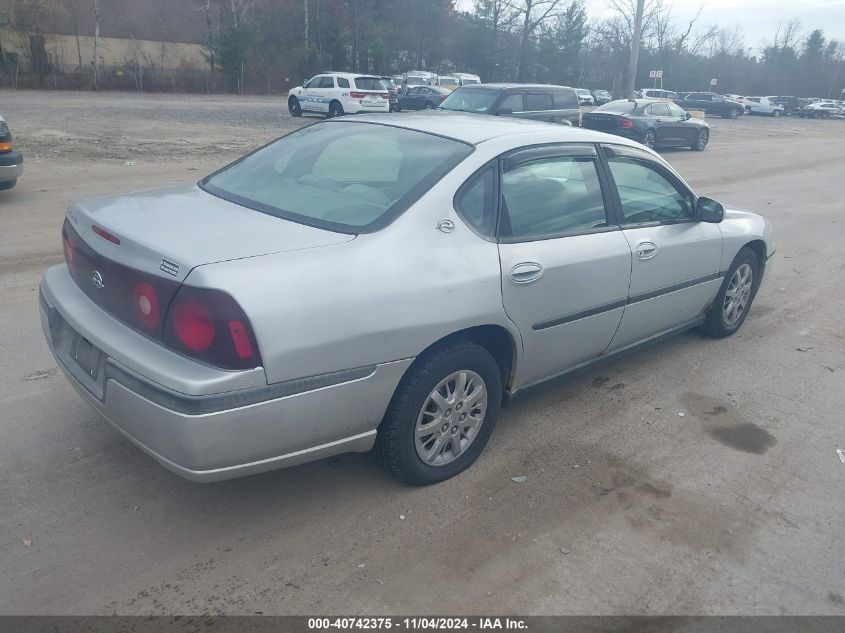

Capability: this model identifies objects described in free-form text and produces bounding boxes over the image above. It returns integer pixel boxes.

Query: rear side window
[552,90,578,108]
[354,76,384,90]
[337,78,350,88]
[455,165,496,236]
[525,93,552,111]
[501,157,608,239]
[648,103,670,116]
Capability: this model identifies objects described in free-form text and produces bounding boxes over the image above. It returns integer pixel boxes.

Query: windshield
[576,89,590,96]
[202,122,472,233]
[439,89,498,113]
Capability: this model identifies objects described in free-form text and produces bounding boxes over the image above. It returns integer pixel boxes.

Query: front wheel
[288,97,302,117]
[772,109,782,117]
[691,129,709,151]
[376,340,502,486]
[642,129,656,149]
[327,101,344,118]
[701,247,761,338]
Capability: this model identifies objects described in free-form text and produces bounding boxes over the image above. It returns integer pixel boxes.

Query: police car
[288,72,390,118]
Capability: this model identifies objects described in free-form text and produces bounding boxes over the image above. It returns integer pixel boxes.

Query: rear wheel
[0,179,16,191]
[691,129,709,151]
[642,129,656,149]
[727,108,740,119]
[288,97,302,117]
[327,101,344,118]
[424,101,435,110]
[772,109,782,117]
[376,340,502,485]
[701,247,761,338]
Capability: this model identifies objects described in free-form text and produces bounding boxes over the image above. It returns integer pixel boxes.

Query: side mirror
[684,112,692,120]
[697,197,724,223]
[497,107,513,116]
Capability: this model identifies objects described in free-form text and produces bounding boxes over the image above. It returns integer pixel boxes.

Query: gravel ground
[1,90,844,616]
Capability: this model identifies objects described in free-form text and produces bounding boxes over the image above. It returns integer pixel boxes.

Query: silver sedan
[39,113,774,485]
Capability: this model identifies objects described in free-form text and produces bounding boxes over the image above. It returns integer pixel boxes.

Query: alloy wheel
[723,263,754,326]
[415,370,488,467]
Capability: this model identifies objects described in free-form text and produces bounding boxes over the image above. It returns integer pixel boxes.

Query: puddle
[682,392,778,455]
[709,423,777,455]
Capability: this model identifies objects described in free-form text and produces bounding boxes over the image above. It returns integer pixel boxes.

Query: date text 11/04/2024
[307,617,528,630]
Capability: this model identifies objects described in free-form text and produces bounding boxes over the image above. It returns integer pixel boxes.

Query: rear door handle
[635,241,658,260]
[511,262,543,283]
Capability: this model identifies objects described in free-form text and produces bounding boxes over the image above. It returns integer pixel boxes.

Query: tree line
[3,0,844,98]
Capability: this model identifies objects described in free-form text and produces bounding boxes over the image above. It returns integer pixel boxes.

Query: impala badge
[91,270,104,290]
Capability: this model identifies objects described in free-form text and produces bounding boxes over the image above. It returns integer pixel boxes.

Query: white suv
[288,73,390,118]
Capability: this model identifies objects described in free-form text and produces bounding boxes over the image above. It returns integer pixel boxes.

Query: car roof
[328,111,643,147]
[459,83,575,91]
[317,72,380,79]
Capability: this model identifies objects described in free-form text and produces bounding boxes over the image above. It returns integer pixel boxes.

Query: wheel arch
[744,239,767,269]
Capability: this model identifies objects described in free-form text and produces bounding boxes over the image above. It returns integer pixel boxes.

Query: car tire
[424,101,435,110]
[642,130,656,149]
[0,179,17,191]
[691,129,709,151]
[772,109,782,117]
[727,108,740,119]
[375,340,502,486]
[288,97,302,117]
[701,247,761,338]
[327,101,344,118]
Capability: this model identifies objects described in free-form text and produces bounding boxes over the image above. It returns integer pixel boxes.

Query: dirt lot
[1,90,844,616]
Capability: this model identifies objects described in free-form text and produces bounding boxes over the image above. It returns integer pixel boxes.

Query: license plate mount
[73,335,102,381]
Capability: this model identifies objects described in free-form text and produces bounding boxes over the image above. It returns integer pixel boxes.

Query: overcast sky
[457,0,845,52]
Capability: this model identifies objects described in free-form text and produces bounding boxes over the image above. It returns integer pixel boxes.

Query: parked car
[583,99,710,151]
[592,89,612,105]
[40,113,773,485]
[722,94,749,107]
[435,75,459,91]
[0,115,22,191]
[674,92,745,119]
[439,84,581,126]
[379,76,400,112]
[288,72,389,118]
[637,89,678,100]
[575,88,594,105]
[402,71,436,90]
[454,73,481,86]
[744,97,784,117]
[397,85,451,111]
[768,96,801,115]
[797,102,845,118]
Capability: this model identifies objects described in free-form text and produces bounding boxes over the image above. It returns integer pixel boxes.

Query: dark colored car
[396,85,451,111]
[674,92,744,119]
[582,99,710,151]
[379,76,400,112]
[0,115,22,191]
[439,84,581,126]
[592,89,612,105]
[769,96,801,115]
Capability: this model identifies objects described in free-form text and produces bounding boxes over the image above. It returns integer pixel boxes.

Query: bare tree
[92,0,100,90]
[506,0,564,81]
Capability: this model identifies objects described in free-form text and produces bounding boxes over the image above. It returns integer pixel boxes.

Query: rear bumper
[39,265,413,482]
[0,150,22,182]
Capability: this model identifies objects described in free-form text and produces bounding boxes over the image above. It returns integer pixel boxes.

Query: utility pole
[625,0,645,98]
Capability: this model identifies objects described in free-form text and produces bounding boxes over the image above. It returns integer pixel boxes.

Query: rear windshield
[405,76,426,85]
[439,88,498,113]
[439,78,458,86]
[354,76,386,91]
[201,122,473,233]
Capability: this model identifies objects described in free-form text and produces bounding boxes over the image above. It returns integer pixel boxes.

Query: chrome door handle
[510,262,543,284]
[635,241,658,260]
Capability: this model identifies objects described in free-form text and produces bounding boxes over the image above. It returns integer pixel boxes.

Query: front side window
[499,93,525,113]
[500,157,608,239]
[202,122,472,232]
[317,76,335,89]
[667,103,686,117]
[440,89,499,113]
[304,76,321,89]
[606,156,694,224]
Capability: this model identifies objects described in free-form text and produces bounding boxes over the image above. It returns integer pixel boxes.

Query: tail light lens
[163,286,261,370]
[61,219,261,370]
[350,91,366,99]
[619,118,634,129]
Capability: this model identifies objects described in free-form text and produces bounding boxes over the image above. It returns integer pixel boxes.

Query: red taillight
[62,225,76,272]
[170,299,215,351]
[619,118,634,129]
[439,96,447,102]
[163,287,262,370]
[92,225,121,245]
[132,281,161,330]
[350,91,366,99]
